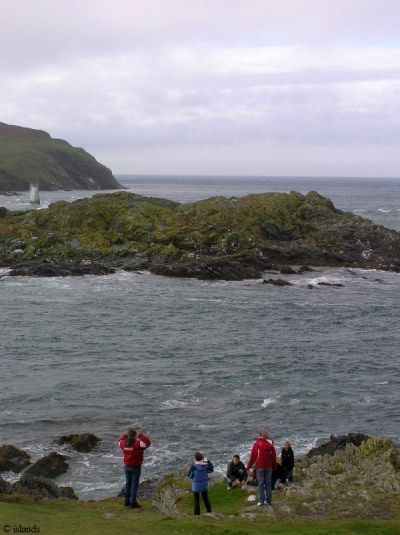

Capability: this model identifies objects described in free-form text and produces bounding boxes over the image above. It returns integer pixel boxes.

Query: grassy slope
[0,124,120,191]
[0,495,399,535]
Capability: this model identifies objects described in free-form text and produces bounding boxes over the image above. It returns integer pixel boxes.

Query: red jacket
[119,433,151,467]
[246,437,276,470]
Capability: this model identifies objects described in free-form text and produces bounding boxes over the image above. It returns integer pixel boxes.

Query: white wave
[377,208,391,213]
[375,381,389,385]
[261,398,276,408]
[161,399,188,409]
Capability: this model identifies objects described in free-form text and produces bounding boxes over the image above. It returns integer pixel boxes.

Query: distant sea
[1,175,399,498]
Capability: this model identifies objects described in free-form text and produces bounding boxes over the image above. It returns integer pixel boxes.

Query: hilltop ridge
[0,122,122,191]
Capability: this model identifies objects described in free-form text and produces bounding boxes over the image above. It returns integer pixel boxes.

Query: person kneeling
[226,454,248,489]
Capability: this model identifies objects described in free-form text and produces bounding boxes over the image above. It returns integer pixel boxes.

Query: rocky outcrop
[263,278,292,286]
[8,260,116,277]
[0,445,31,473]
[0,122,122,191]
[306,433,370,458]
[56,433,101,453]
[11,474,76,499]
[24,452,69,478]
[1,190,400,280]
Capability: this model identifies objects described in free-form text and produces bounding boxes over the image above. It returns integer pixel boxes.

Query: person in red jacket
[246,428,276,506]
[119,428,151,508]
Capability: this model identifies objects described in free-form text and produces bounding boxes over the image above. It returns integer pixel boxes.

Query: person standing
[187,451,214,515]
[246,428,276,506]
[281,440,294,483]
[118,428,151,508]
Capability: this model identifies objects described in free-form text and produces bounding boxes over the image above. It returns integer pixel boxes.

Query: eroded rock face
[12,474,77,500]
[0,445,31,473]
[24,452,69,478]
[306,433,370,458]
[56,433,101,453]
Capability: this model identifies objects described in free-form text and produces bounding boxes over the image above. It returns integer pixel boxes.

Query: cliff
[0,122,122,191]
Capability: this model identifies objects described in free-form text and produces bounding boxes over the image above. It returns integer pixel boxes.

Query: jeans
[256,467,272,504]
[193,490,211,515]
[124,465,141,505]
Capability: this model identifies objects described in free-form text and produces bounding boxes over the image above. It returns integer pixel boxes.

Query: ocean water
[1,175,400,499]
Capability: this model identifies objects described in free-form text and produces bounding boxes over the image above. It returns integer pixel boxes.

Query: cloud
[1,0,400,175]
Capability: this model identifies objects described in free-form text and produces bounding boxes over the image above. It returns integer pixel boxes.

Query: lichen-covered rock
[1,190,400,280]
[56,433,101,452]
[23,452,68,478]
[0,445,31,473]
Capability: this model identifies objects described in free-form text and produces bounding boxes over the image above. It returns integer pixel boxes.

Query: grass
[1,497,400,535]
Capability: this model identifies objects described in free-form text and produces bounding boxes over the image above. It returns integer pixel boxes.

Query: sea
[1,175,400,499]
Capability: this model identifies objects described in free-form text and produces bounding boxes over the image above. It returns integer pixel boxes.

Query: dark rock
[8,260,115,277]
[0,445,31,473]
[0,458,17,472]
[317,282,344,287]
[0,475,12,494]
[280,266,297,274]
[306,433,370,458]
[56,433,101,453]
[263,278,292,286]
[299,265,315,273]
[24,452,69,478]
[12,474,77,499]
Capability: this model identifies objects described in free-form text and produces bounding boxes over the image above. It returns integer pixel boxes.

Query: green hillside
[0,122,121,191]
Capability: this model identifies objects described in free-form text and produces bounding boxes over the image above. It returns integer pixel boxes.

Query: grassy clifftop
[1,437,399,534]
[0,122,121,191]
[1,190,400,278]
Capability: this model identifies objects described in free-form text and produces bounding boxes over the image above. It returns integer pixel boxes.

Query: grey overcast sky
[1,0,400,176]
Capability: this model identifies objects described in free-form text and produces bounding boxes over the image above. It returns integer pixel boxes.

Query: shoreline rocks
[0,445,31,473]
[24,452,69,479]
[56,433,101,453]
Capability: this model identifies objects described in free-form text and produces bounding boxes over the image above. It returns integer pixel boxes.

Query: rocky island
[0,122,122,191]
[0,190,399,279]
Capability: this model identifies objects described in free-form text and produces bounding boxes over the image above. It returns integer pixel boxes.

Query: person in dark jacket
[226,454,248,489]
[246,428,276,506]
[118,428,151,508]
[271,460,286,489]
[281,440,294,483]
[187,451,214,515]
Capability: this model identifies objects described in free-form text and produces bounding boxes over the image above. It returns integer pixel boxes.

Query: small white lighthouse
[29,183,40,204]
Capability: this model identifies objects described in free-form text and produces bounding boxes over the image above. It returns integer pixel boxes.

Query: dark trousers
[193,490,211,515]
[284,467,293,482]
[124,465,141,505]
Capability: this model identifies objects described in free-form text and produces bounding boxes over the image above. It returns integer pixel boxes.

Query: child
[281,440,294,483]
[187,451,214,515]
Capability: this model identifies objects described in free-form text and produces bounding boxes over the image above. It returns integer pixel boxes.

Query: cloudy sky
[1,0,400,176]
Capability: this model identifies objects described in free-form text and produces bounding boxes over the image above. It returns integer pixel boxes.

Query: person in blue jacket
[187,451,214,515]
